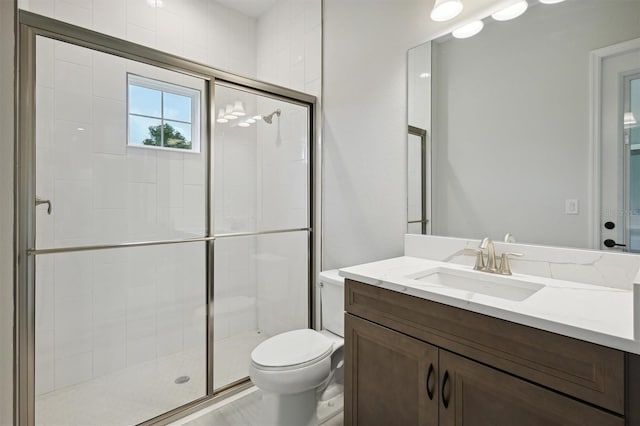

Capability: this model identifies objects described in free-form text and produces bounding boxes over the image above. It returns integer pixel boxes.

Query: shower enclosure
[16,11,316,426]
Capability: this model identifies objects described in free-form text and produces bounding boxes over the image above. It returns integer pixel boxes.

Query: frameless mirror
[408,0,640,251]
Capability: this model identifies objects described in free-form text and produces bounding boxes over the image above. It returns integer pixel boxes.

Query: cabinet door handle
[441,370,450,409]
[426,363,435,400]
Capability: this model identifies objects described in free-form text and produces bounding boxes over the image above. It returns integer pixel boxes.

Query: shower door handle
[36,197,52,215]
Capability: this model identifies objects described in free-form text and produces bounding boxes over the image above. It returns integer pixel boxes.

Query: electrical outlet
[565,199,579,215]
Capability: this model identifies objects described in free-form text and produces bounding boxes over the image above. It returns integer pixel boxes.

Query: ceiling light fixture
[246,118,256,124]
[224,104,237,120]
[216,109,228,123]
[238,122,250,128]
[539,0,564,3]
[430,0,463,22]
[624,112,637,129]
[231,100,246,116]
[452,20,484,39]
[419,72,431,78]
[492,1,528,21]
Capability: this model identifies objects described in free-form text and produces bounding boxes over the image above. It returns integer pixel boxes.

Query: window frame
[127,73,202,154]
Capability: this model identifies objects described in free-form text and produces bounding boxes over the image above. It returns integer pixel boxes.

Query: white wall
[431,0,640,248]
[321,0,501,269]
[0,0,15,423]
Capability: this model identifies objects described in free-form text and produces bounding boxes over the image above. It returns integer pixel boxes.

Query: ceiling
[214,0,277,18]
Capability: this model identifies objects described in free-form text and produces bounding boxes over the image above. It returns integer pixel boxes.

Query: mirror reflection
[408,0,640,251]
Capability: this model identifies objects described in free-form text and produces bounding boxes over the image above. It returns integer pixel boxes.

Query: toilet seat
[251,329,333,371]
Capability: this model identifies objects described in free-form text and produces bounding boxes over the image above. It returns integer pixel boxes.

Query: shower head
[262,109,281,124]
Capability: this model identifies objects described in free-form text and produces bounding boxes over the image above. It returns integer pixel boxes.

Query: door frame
[589,37,640,250]
[15,10,318,426]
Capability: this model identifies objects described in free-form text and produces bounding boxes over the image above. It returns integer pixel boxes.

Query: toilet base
[262,390,318,426]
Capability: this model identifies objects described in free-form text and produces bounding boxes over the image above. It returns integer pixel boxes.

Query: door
[211,83,312,391]
[31,37,209,425]
[600,43,640,251]
[345,314,438,426]
[438,350,623,426]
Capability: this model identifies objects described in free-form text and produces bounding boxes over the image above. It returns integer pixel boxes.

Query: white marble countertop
[339,256,640,354]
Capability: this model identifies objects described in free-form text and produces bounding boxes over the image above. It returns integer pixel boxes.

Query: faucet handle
[472,249,485,271]
[498,252,523,275]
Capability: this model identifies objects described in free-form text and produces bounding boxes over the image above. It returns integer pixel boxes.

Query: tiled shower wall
[22,0,321,395]
[256,0,322,98]
[34,39,209,395]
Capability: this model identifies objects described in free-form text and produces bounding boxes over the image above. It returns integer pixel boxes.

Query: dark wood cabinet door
[438,350,624,426]
[345,314,438,426]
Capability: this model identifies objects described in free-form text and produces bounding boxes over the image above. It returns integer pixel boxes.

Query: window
[127,74,201,153]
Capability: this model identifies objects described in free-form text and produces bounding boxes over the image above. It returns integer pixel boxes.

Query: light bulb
[247,118,256,124]
[224,104,237,120]
[216,108,228,123]
[430,0,464,22]
[238,122,250,128]
[452,20,484,39]
[231,100,246,116]
[492,1,528,21]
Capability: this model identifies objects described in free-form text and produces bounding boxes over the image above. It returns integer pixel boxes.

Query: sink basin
[409,267,544,301]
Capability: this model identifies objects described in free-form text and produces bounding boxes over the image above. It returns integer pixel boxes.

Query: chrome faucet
[474,237,523,275]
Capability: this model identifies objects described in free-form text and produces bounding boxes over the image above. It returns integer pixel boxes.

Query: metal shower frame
[15,10,318,426]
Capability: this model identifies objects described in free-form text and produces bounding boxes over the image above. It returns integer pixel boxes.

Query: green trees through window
[143,123,192,150]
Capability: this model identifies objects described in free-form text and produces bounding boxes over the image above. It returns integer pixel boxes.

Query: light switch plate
[565,199,579,215]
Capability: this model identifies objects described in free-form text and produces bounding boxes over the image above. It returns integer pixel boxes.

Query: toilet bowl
[249,270,344,426]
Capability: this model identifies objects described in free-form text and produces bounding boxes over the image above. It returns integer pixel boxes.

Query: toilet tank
[319,270,345,337]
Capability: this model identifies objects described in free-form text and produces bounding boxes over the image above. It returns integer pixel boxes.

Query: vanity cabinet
[344,279,638,426]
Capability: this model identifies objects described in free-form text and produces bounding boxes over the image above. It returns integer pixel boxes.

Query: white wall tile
[55,351,93,389]
[127,148,157,184]
[54,252,93,302]
[93,0,126,38]
[94,209,128,243]
[126,0,157,31]
[182,184,205,234]
[157,151,184,208]
[35,256,55,331]
[53,179,94,242]
[126,182,158,237]
[25,0,54,15]
[54,0,92,28]
[54,60,92,123]
[304,25,321,83]
[93,97,126,155]
[93,322,126,377]
[55,40,92,66]
[183,153,205,185]
[126,23,156,49]
[93,260,127,325]
[156,8,184,56]
[93,52,126,101]
[36,37,54,88]
[36,86,54,150]
[93,153,127,209]
[35,329,55,395]
[54,295,92,359]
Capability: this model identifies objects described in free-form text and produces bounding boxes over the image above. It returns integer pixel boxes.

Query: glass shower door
[32,36,208,425]
[212,83,311,390]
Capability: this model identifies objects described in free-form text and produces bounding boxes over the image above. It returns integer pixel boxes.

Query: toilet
[249,270,344,426]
